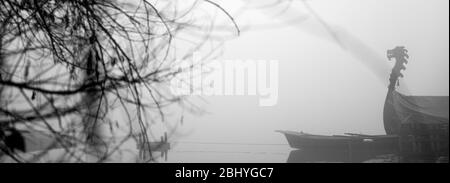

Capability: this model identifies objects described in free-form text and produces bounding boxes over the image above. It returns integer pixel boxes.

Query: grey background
[172,0,449,147]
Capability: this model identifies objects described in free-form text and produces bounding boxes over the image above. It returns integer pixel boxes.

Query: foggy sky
[171,0,449,145]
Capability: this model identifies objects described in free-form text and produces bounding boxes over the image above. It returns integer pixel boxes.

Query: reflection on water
[287,149,397,163]
[3,139,403,162]
[157,142,399,163]
[162,143,291,163]
[155,142,403,163]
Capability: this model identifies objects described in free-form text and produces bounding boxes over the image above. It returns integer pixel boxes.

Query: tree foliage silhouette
[0,0,238,162]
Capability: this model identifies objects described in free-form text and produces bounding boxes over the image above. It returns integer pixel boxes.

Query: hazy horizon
[1,0,447,163]
[168,0,449,146]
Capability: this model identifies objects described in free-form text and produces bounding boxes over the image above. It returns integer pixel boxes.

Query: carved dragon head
[387,46,409,61]
[387,46,409,90]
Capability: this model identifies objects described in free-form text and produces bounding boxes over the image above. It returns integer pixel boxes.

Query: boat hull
[278,130,398,152]
[280,131,362,150]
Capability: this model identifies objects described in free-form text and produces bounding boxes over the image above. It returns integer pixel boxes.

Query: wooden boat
[277,130,398,151]
[383,47,448,156]
[276,130,361,150]
[278,47,448,156]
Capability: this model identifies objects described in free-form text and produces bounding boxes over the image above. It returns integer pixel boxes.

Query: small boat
[276,130,369,150]
[277,130,399,152]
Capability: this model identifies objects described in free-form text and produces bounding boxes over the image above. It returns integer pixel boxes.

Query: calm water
[163,142,291,163]
[3,138,397,163]
[156,142,396,163]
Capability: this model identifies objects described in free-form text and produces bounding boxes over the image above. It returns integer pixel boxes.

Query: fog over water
[166,0,449,149]
[1,0,447,163]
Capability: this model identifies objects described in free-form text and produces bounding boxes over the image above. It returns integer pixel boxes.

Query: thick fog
[171,0,449,146]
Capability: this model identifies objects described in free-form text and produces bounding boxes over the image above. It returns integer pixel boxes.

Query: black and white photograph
[0,0,448,167]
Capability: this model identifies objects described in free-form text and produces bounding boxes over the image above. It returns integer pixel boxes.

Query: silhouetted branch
[0,0,239,162]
